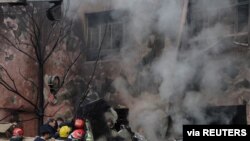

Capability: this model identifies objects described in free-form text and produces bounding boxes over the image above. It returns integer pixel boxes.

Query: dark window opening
[86,10,127,61]
[188,0,249,47]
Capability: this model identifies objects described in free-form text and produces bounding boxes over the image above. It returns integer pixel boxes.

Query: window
[86,10,126,61]
[189,0,249,41]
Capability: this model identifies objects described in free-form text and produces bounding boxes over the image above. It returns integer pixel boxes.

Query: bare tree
[0,2,83,132]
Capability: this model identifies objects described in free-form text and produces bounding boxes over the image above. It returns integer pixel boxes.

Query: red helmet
[74,118,85,129]
[13,128,24,136]
[71,129,85,139]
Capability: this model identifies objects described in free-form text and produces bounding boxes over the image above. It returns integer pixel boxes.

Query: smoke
[63,0,82,19]
[192,0,232,18]
[64,0,112,19]
[109,0,242,140]
[63,0,245,140]
[111,0,184,139]
[127,94,169,141]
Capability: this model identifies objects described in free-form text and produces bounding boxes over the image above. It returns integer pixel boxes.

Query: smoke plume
[65,0,246,140]
[110,0,242,140]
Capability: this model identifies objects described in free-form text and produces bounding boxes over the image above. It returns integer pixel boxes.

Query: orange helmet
[70,129,85,139]
[13,128,24,136]
[74,118,85,129]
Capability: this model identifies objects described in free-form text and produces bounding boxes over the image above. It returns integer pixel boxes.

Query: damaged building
[1,0,250,140]
[77,0,250,140]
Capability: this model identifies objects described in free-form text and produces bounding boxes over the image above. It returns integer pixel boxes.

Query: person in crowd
[58,119,75,134]
[34,125,52,141]
[56,117,64,128]
[54,117,65,138]
[74,118,85,129]
[57,125,72,140]
[10,128,24,141]
[44,118,57,138]
[67,129,85,141]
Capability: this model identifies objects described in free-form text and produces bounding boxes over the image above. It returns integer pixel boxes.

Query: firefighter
[58,125,72,140]
[67,129,85,141]
[74,118,85,129]
[56,117,64,128]
[34,125,52,141]
[10,128,24,141]
[44,118,57,137]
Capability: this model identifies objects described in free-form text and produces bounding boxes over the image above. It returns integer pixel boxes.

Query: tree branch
[43,29,70,64]
[28,12,43,63]
[20,42,33,47]
[0,65,37,109]
[43,34,61,63]
[43,22,59,55]
[19,68,38,89]
[75,24,108,117]
[43,20,73,64]
[30,34,41,63]
[0,34,37,62]
[59,51,82,90]
[0,113,12,122]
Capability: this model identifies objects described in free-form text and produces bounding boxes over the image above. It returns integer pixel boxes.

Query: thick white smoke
[64,0,244,140]
[111,0,240,140]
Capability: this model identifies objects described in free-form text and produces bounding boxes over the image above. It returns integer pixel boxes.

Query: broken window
[86,10,126,61]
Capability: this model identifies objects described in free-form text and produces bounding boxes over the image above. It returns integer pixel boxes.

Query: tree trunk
[38,63,44,133]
